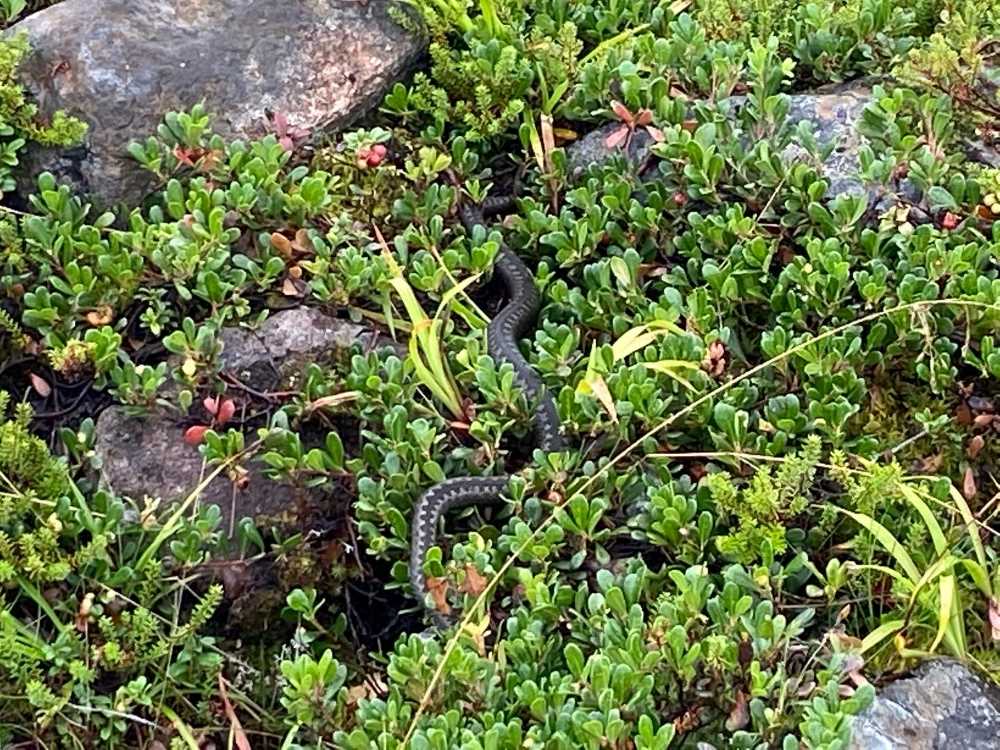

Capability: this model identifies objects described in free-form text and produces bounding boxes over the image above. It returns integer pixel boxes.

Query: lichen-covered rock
[848,659,1000,750]
[782,83,872,198]
[95,308,396,531]
[8,0,421,206]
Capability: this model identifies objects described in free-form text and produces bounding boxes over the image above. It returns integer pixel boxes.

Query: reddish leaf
[272,111,288,136]
[203,396,219,416]
[635,109,653,126]
[646,125,665,143]
[216,398,236,426]
[218,674,252,750]
[942,212,961,230]
[702,339,727,377]
[604,125,629,150]
[29,373,51,398]
[184,425,210,446]
[989,598,1000,642]
[610,100,633,125]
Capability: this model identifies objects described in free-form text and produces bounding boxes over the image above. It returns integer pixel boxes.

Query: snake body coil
[408,197,564,612]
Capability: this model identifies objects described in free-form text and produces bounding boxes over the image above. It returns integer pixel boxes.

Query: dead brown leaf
[270,232,293,259]
[85,305,114,326]
[426,576,451,616]
[917,453,944,473]
[968,434,986,459]
[738,637,753,669]
[963,466,978,500]
[218,561,250,600]
[282,277,306,297]
[307,391,361,413]
[673,706,701,734]
[460,565,489,597]
[75,592,94,633]
[291,228,315,255]
[689,463,707,481]
[725,691,749,731]
[973,413,996,429]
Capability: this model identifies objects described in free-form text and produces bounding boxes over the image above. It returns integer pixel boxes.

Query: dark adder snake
[408,195,565,620]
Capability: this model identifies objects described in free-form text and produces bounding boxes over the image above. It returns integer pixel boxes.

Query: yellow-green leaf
[860,619,905,654]
[836,508,921,583]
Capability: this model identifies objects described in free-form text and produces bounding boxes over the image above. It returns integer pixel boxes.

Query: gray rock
[95,308,395,532]
[566,122,656,180]
[783,84,872,199]
[566,81,998,210]
[9,0,421,206]
[848,659,1000,750]
[216,306,396,394]
[567,86,874,199]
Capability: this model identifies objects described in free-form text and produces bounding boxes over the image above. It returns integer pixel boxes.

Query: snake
[408,195,565,619]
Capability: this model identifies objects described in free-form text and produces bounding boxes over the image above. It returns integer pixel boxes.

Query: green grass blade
[898,485,948,557]
[835,507,921,583]
[860,619,905,654]
[945,484,989,575]
[644,360,698,391]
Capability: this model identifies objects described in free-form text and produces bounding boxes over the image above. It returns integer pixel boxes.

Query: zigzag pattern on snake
[408,196,565,619]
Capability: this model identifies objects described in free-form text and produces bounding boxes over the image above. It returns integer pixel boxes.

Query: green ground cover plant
[2,0,1000,747]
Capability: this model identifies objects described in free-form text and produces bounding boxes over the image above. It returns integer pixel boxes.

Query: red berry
[367,152,383,167]
[372,144,387,157]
